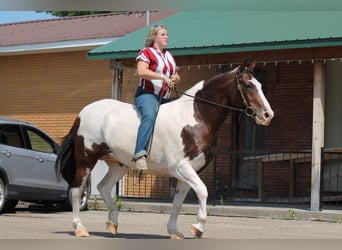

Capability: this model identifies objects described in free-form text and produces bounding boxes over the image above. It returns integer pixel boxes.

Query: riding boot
[135,156,148,170]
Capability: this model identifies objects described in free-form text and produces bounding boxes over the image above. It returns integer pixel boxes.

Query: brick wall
[266,61,313,151]
[0,51,112,142]
[261,62,313,199]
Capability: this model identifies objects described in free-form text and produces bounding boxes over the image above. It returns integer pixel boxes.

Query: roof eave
[87,50,139,60]
[88,38,342,60]
[0,38,117,56]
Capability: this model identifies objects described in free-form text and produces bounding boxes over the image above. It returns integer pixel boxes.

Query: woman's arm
[137,60,174,87]
[137,60,163,80]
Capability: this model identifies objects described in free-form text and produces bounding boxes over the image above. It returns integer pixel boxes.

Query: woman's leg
[133,93,159,160]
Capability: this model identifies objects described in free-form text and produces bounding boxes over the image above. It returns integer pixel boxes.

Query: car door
[0,124,34,198]
[24,126,67,200]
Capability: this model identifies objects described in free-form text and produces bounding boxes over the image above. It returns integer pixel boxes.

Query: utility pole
[146,10,150,25]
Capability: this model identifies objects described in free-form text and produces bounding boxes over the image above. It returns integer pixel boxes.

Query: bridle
[172,71,256,118]
[235,72,256,117]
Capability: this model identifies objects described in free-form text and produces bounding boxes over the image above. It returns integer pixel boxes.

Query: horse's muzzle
[255,108,274,126]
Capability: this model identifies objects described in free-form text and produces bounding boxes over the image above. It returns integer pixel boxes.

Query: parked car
[0,116,91,213]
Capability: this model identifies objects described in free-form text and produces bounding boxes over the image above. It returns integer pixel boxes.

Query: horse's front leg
[71,187,90,237]
[172,160,208,239]
[188,176,208,239]
[98,161,127,235]
[167,181,191,239]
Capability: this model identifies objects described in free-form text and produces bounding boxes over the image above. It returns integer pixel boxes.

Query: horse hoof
[191,225,203,239]
[75,228,90,237]
[106,222,118,235]
[170,234,184,240]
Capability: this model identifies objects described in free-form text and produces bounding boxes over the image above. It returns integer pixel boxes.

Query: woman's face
[154,28,168,50]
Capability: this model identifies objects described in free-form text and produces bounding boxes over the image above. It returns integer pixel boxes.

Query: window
[26,128,54,153]
[0,124,24,148]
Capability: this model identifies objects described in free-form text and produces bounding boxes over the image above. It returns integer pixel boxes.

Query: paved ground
[1,201,342,239]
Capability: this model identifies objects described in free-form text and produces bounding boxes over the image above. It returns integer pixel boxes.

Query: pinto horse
[55,65,274,239]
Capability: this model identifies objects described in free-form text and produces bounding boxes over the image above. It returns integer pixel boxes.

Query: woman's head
[145,24,168,49]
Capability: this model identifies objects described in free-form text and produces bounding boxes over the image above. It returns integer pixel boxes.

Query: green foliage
[288,209,296,220]
[114,196,122,210]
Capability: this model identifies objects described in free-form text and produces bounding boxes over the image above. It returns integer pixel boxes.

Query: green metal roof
[88,11,342,60]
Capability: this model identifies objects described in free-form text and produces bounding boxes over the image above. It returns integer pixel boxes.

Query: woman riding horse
[55,64,274,239]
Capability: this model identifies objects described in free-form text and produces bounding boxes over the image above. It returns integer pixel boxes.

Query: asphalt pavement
[1,200,342,239]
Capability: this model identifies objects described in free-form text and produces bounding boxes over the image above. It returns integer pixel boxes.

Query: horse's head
[236,67,274,126]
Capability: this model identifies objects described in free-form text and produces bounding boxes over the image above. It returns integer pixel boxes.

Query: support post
[311,61,325,211]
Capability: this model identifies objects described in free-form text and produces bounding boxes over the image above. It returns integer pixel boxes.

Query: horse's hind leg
[97,160,127,235]
[167,181,191,239]
[72,169,91,237]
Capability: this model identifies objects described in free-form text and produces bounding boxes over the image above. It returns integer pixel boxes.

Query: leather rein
[172,72,256,118]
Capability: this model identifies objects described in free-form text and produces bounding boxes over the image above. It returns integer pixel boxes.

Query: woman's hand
[170,73,180,84]
[165,73,180,89]
[162,74,175,89]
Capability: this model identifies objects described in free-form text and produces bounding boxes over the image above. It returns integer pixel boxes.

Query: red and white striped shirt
[136,46,177,99]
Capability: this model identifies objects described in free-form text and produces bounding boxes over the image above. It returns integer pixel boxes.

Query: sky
[0,11,55,24]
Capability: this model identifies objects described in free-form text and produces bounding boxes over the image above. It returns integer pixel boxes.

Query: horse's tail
[55,125,76,187]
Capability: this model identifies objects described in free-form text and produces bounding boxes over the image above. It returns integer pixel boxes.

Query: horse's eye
[245,83,253,90]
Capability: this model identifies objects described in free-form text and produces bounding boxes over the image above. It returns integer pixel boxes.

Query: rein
[172,73,256,118]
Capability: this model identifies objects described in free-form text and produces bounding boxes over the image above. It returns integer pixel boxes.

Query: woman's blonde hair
[145,24,167,47]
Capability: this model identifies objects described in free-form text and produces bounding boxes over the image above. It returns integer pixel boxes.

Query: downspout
[110,59,123,100]
[109,59,124,197]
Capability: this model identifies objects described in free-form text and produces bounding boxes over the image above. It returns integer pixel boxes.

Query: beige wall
[0,51,112,142]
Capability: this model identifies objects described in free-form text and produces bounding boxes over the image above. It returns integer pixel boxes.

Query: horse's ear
[241,60,248,71]
[236,65,243,74]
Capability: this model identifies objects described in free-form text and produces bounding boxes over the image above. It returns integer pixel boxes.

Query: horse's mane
[177,66,239,101]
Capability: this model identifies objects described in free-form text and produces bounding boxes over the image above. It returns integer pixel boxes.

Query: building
[2,11,342,211]
[0,11,175,195]
[88,11,342,211]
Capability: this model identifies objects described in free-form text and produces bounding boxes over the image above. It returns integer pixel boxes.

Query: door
[24,126,67,200]
[0,124,34,195]
[234,69,267,188]
[325,60,342,147]
[323,60,342,192]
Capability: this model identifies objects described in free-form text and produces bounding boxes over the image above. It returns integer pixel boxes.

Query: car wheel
[0,178,18,213]
[0,178,6,213]
[64,179,90,212]
[4,199,19,212]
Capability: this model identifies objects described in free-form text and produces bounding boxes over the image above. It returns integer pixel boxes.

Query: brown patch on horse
[181,123,216,174]
[181,71,238,173]
[71,117,112,187]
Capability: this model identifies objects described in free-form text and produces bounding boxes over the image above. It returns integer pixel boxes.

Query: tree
[42,11,132,17]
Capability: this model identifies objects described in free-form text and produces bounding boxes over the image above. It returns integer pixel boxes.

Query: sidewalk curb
[87,199,342,223]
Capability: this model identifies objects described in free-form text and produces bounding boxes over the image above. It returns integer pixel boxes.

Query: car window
[0,124,25,148]
[26,129,55,153]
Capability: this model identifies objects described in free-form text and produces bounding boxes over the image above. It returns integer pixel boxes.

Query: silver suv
[0,116,90,213]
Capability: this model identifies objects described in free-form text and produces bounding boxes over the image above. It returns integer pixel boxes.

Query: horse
[55,65,274,239]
